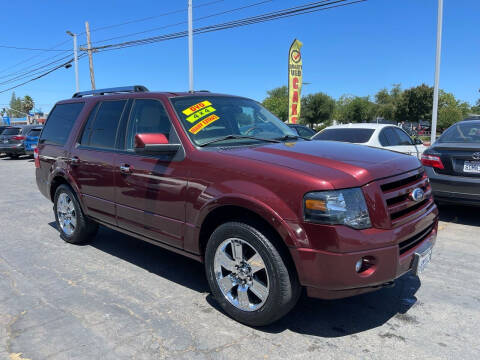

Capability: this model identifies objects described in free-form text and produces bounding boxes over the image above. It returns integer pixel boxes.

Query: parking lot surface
[1,157,479,360]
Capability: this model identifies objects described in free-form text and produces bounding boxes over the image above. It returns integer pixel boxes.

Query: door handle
[119,164,131,173]
[70,156,80,165]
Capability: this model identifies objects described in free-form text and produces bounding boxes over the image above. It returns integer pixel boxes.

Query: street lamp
[66,30,79,92]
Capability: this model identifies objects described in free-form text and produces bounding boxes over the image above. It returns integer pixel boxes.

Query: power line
[81,0,228,35]
[94,0,363,52]
[0,57,77,95]
[0,39,71,76]
[0,44,69,51]
[87,0,275,46]
[0,0,365,94]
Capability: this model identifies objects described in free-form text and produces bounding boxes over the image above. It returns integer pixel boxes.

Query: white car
[313,123,427,159]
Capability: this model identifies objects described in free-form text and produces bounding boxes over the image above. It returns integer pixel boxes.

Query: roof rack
[72,85,149,98]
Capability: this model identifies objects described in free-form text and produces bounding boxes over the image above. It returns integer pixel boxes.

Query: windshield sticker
[189,114,219,134]
[186,106,216,123]
[182,100,212,116]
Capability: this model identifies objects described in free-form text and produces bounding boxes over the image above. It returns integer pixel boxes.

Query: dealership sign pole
[288,39,303,124]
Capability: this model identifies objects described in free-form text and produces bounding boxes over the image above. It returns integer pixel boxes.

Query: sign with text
[288,39,303,124]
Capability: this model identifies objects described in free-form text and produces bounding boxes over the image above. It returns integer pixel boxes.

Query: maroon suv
[35,86,438,326]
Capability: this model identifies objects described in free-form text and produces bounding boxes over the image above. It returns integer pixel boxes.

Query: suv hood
[225,140,421,188]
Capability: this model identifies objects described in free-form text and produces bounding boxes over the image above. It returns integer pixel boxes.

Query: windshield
[2,128,21,136]
[438,122,480,143]
[313,128,374,143]
[170,96,296,146]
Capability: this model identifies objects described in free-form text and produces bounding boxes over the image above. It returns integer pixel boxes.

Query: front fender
[185,180,307,254]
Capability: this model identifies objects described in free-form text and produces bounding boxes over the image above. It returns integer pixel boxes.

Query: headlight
[303,188,371,229]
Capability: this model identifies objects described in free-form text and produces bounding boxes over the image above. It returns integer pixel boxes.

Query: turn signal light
[12,135,25,141]
[34,148,40,168]
[421,154,444,170]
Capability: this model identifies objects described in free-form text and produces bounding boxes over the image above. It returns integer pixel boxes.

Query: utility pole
[431,0,443,144]
[188,0,194,92]
[66,31,79,92]
[85,21,96,90]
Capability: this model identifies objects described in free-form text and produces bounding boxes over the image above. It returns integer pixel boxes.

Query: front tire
[54,184,98,244]
[205,222,300,326]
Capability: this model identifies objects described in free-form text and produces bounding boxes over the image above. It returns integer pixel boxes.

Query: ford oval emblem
[472,152,480,160]
[410,188,425,202]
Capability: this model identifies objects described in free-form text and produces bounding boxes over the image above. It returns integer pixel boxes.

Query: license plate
[413,247,433,275]
[3,140,7,144]
[31,145,36,149]
[464,160,480,173]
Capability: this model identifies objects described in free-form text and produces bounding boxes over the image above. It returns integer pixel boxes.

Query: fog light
[355,256,376,274]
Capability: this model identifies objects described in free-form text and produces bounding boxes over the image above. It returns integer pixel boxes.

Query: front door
[114,98,188,249]
[70,100,128,225]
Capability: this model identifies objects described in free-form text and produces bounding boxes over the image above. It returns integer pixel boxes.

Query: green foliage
[438,106,463,130]
[262,86,288,121]
[395,84,434,123]
[335,95,375,123]
[373,84,402,121]
[22,95,34,113]
[7,92,35,117]
[470,99,480,114]
[300,92,335,128]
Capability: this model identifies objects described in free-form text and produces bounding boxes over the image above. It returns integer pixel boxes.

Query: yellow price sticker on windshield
[182,100,212,116]
[186,106,216,123]
[189,114,219,134]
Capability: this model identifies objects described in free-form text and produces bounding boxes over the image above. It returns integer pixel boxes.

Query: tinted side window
[394,128,413,145]
[39,102,84,145]
[88,100,126,149]
[383,127,399,146]
[125,99,173,151]
[379,129,390,146]
[79,103,99,145]
[296,126,315,138]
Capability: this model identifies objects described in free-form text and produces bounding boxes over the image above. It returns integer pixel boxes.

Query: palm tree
[22,95,34,114]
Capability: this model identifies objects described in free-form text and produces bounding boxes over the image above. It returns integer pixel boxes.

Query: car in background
[421,119,480,206]
[287,124,316,138]
[0,126,10,135]
[0,125,38,159]
[313,123,426,159]
[24,126,43,155]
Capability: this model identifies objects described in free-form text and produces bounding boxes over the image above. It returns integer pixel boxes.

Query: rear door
[114,98,188,249]
[69,99,129,225]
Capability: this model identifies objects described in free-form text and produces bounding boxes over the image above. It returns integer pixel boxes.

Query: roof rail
[72,85,149,98]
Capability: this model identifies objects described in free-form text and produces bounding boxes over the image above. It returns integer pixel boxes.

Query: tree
[472,99,480,114]
[300,92,335,128]
[374,84,403,120]
[438,106,463,130]
[262,86,288,121]
[8,92,23,118]
[336,95,375,123]
[22,95,34,114]
[395,84,434,123]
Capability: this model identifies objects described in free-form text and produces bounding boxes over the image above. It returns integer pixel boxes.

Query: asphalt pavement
[1,156,479,360]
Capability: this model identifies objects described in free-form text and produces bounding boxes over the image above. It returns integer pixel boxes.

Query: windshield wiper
[198,135,281,147]
[275,134,311,141]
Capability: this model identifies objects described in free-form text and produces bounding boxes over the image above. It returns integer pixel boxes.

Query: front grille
[379,170,434,227]
[399,223,435,255]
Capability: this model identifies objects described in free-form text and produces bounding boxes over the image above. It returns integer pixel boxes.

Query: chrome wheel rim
[56,193,77,236]
[214,238,270,312]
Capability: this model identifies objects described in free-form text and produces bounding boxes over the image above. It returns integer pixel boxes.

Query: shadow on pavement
[49,221,420,337]
[437,203,480,227]
[48,222,209,294]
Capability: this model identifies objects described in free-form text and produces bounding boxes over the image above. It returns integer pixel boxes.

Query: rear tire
[54,184,98,244]
[205,222,300,326]
[9,153,18,159]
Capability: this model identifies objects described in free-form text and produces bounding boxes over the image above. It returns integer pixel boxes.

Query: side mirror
[134,133,180,154]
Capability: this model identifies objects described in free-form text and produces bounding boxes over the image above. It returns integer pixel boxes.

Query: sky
[0,0,478,114]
